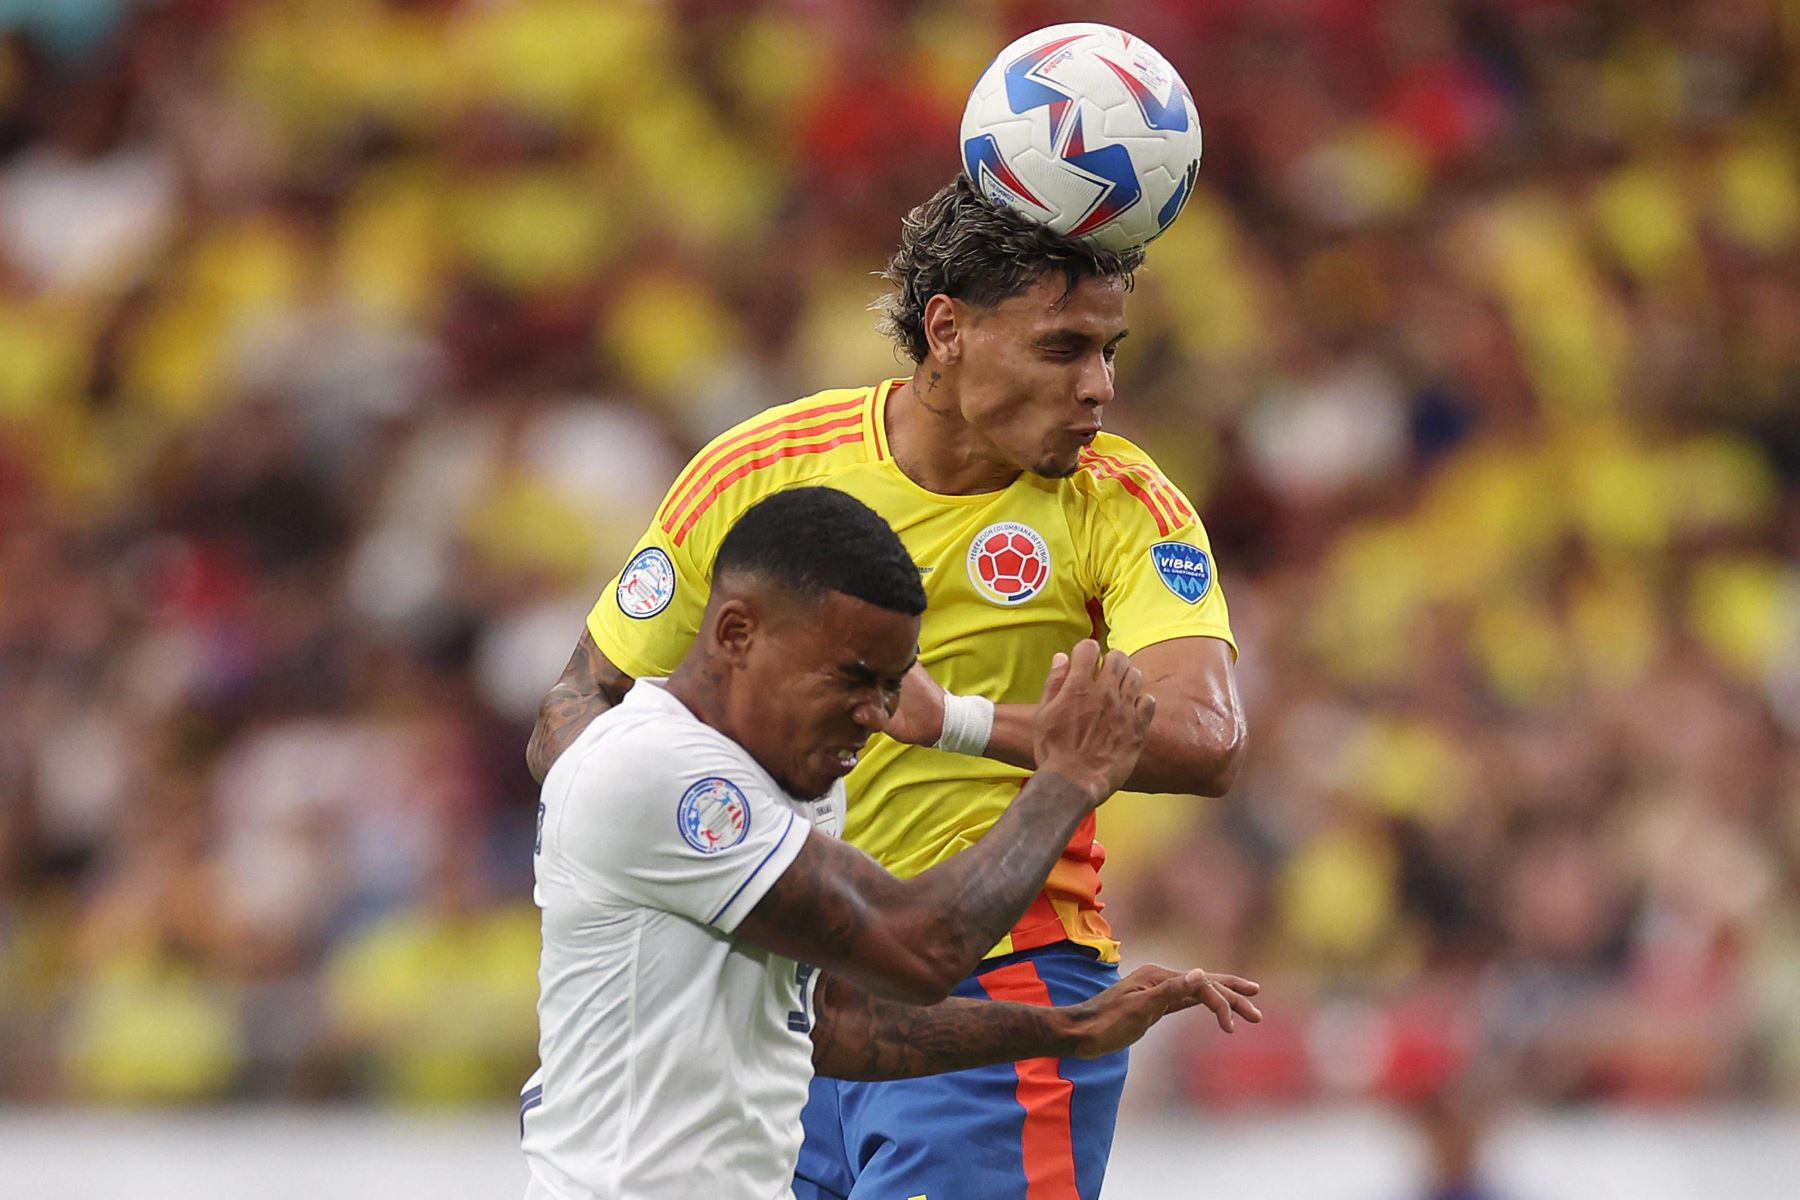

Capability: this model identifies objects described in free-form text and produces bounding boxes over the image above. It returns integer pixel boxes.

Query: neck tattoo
[916,372,954,417]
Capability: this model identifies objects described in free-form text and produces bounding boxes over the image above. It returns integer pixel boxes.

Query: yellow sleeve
[583,391,863,676]
[1085,453,1236,659]
[585,517,709,680]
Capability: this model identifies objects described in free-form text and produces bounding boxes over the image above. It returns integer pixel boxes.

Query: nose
[852,693,890,731]
[1079,349,1114,407]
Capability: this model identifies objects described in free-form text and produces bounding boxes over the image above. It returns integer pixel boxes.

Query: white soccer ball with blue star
[960,22,1203,251]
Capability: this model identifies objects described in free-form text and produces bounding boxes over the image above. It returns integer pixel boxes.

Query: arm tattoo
[732,835,886,973]
[915,771,1094,968]
[526,631,633,782]
[734,771,1094,1000]
[810,973,1079,1080]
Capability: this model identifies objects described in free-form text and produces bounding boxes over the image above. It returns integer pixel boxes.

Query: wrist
[1032,765,1110,809]
[934,692,995,756]
[1049,1001,1094,1057]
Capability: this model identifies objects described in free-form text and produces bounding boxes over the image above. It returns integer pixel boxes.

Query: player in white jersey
[522,488,1259,1200]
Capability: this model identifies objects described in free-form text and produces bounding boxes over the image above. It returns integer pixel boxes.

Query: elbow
[857,934,963,1006]
[1197,735,1246,796]
[884,974,955,1008]
[1199,718,1249,796]
[1174,713,1248,797]
[883,951,962,1007]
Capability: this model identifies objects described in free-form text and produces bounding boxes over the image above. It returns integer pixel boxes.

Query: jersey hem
[588,613,664,683]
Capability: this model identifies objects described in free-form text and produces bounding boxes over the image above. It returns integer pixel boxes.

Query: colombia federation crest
[967,521,1051,606]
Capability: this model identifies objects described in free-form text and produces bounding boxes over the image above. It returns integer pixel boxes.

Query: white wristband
[934,692,996,757]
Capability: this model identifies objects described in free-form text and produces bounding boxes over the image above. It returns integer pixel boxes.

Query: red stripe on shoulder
[1087,448,1190,525]
[1080,450,1175,536]
[659,396,867,531]
[672,431,865,545]
[1090,448,1198,531]
[1087,446,1202,525]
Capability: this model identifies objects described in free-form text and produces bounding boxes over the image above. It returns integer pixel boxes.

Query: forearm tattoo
[810,973,1077,1080]
[739,770,1093,999]
[924,770,1093,964]
[741,773,1080,993]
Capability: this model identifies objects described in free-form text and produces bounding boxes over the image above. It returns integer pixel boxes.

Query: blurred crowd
[0,0,1795,1112]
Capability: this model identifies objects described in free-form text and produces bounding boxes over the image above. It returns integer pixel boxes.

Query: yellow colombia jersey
[588,379,1235,962]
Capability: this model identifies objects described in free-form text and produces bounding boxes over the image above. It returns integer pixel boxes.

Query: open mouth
[825,744,865,775]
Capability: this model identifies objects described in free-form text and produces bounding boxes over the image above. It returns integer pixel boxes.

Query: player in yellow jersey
[529,177,1246,1200]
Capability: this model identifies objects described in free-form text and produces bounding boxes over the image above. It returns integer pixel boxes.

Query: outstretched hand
[1065,964,1262,1059]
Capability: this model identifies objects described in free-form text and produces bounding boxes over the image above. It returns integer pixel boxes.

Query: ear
[922,294,964,365]
[712,596,759,666]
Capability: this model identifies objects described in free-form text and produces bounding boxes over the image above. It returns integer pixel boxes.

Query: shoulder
[553,699,771,849]
[559,696,748,802]
[1069,433,1200,539]
[653,385,882,550]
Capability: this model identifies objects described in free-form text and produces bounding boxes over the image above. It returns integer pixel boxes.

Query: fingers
[1159,967,1263,1033]
[1191,974,1236,1032]
[1186,968,1263,1029]
[1134,692,1156,733]
[1039,651,1072,705]
[1055,642,1142,696]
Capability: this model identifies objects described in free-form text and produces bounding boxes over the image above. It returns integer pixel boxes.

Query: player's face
[740,591,920,799]
[956,273,1128,478]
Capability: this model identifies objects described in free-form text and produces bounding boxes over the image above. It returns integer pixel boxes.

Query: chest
[832,472,1101,698]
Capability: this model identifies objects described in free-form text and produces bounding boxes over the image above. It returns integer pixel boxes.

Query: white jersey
[520,678,844,1200]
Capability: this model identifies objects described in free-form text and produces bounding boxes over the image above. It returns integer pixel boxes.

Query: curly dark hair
[875,175,1146,363]
[713,487,926,617]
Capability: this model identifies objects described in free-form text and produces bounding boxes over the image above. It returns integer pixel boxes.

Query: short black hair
[876,175,1146,363]
[713,487,926,617]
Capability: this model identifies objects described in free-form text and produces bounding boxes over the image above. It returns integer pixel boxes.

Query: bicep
[1130,635,1238,712]
[733,832,937,1004]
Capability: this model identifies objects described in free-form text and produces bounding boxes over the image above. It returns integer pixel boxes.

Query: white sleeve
[551,726,811,933]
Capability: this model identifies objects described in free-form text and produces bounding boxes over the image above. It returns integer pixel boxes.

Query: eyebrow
[1036,328,1130,347]
[840,654,919,684]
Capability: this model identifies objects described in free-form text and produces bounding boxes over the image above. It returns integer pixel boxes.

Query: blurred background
[0,0,1796,1196]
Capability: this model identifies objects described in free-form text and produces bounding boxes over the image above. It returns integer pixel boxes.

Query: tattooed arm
[527,630,635,783]
[733,770,1097,1004]
[810,966,1262,1081]
[734,641,1155,1005]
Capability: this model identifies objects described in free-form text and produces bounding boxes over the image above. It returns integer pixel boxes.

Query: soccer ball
[960,23,1203,251]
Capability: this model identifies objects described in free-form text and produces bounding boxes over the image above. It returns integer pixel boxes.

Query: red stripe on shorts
[978,960,1080,1200]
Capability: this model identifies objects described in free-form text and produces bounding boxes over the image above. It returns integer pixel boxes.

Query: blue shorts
[794,944,1127,1200]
